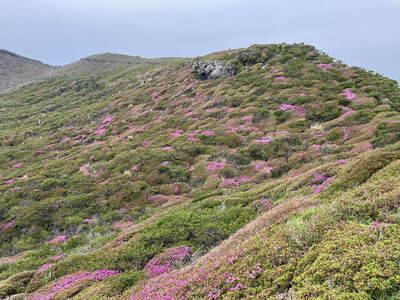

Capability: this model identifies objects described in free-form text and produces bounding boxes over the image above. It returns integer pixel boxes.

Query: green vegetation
[0,43,400,299]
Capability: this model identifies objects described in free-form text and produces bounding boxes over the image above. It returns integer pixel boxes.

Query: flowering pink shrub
[142,140,152,146]
[162,146,175,151]
[0,220,16,231]
[169,129,184,138]
[30,270,119,300]
[93,116,114,135]
[254,138,270,144]
[317,63,333,68]
[339,110,355,120]
[336,159,350,165]
[280,104,295,111]
[35,263,55,276]
[279,103,305,115]
[151,92,159,102]
[112,221,135,230]
[207,162,228,171]
[12,162,24,168]
[343,88,357,100]
[221,179,240,188]
[49,254,66,262]
[4,179,14,184]
[201,130,216,136]
[312,176,335,194]
[79,164,90,175]
[260,199,273,209]
[144,246,191,277]
[160,161,169,166]
[47,235,67,245]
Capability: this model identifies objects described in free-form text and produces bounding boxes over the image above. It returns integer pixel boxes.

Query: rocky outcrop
[192,60,236,80]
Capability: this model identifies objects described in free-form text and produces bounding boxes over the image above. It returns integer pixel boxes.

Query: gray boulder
[192,60,236,80]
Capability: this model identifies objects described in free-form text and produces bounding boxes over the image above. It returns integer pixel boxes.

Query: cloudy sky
[1,0,399,81]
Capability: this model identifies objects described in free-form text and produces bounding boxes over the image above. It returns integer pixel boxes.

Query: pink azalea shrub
[162,146,175,151]
[93,116,114,135]
[47,235,67,245]
[207,162,228,171]
[142,140,152,146]
[343,88,357,100]
[12,162,24,168]
[339,110,355,120]
[30,270,119,300]
[254,138,270,144]
[311,173,335,194]
[4,179,14,184]
[317,63,333,68]
[49,254,67,262]
[144,246,191,277]
[35,263,55,276]
[201,130,216,136]
[0,220,16,231]
[160,161,169,167]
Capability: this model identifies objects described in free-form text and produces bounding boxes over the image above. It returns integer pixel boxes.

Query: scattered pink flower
[207,162,228,171]
[48,235,67,245]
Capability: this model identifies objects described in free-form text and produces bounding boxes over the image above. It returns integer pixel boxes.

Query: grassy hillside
[0,43,400,299]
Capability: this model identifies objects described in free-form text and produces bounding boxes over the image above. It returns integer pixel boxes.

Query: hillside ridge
[0,43,400,299]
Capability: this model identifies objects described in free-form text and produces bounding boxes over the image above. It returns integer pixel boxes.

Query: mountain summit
[0,43,400,299]
[0,49,56,93]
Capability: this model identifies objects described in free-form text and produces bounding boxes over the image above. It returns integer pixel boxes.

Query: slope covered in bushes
[0,43,400,299]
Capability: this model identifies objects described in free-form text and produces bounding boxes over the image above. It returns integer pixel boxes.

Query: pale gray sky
[1,0,399,81]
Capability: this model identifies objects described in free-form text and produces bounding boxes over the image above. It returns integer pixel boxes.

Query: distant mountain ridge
[0,49,57,93]
[0,50,183,94]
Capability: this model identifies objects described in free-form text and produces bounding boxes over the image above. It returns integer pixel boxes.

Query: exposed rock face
[192,60,236,80]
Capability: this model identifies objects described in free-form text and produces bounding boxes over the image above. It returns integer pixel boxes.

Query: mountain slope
[0,50,184,94]
[0,43,400,299]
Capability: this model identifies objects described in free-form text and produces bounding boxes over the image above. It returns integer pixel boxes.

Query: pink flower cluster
[260,199,273,209]
[254,138,270,144]
[47,235,67,245]
[207,162,228,171]
[370,221,390,230]
[0,220,16,231]
[80,164,90,175]
[343,89,357,100]
[221,176,252,188]
[311,173,335,194]
[30,270,119,300]
[317,63,333,68]
[12,162,24,168]
[253,162,274,173]
[94,116,113,135]
[279,104,305,115]
[144,246,191,277]
[339,109,355,121]
[169,129,185,138]
[35,263,55,276]
[163,146,175,151]
[49,254,67,262]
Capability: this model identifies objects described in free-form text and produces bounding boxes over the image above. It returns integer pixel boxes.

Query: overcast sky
[1,0,399,81]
